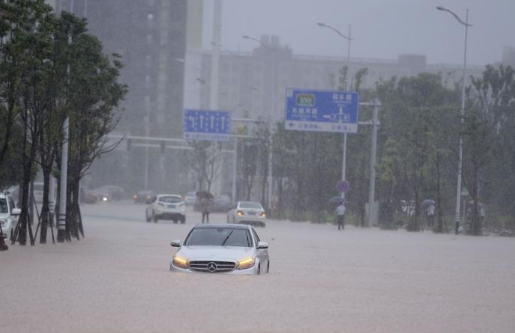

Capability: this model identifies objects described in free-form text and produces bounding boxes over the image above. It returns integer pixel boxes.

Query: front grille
[189,260,236,273]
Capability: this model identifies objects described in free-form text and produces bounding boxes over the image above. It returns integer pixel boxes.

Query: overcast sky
[208,0,515,66]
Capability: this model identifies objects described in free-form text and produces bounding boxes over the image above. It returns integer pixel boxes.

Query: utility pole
[367,101,380,227]
[316,22,354,202]
[436,6,471,234]
[57,0,74,242]
[210,0,222,195]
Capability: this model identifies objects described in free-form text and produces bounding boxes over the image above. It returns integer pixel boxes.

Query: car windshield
[0,198,7,213]
[184,228,252,247]
[239,202,262,209]
[159,196,182,203]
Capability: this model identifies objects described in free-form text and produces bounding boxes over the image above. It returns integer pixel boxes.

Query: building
[85,0,187,139]
[190,35,485,123]
[502,46,515,67]
[56,0,192,193]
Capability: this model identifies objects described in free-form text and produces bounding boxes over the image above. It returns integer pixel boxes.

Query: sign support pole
[367,101,380,227]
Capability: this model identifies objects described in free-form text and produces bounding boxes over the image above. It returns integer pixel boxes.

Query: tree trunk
[39,167,51,244]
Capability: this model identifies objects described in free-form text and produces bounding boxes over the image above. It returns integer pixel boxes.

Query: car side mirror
[257,241,268,249]
[12,208,21,216]
[171,240,181,247]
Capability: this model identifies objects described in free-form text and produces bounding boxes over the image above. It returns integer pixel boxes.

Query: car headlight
[237,211,244,216]
[260,212,266,217]
[173,255,189,269]
[237,257,255,270]
[102,196,108,202]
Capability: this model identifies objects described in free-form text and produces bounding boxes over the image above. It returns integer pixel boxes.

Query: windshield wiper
[221,230,233,246]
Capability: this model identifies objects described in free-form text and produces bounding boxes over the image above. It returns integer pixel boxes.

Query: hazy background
[206,0,515,66]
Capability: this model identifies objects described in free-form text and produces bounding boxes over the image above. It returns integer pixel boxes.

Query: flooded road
[1,202,514,333]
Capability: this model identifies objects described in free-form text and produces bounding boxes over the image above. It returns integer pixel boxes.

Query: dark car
[211,195,232,212]
[134,190,155,204]
[81,189,98,204]
[93,185,126,202]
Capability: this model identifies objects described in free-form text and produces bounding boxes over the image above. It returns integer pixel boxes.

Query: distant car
[93,185,125,202]
[81,189,98,204]
[227,201,267,227]
[211,195,232,212]
[145,194,186,223]
[170,224,270,275]
[0,192,20,241]
[134,190,155,204]
[184,191,197,206]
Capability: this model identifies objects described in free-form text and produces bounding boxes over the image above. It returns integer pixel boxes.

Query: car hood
[177,246,255,261]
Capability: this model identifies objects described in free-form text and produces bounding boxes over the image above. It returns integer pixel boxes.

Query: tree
[464,65,515,234]
[0,2,127,244]
[188,141,223,193]
[0,0,57,245]
[58,12,126,240]
[376,74,459,231]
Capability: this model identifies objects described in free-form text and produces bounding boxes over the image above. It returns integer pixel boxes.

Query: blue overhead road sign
[183,109,231,142]
[285,89,359,133]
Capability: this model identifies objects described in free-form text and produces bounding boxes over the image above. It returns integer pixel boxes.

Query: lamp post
[437,6,471,234]
[317,22,353,200]
[242,35,276,214]
[57,0,75,242]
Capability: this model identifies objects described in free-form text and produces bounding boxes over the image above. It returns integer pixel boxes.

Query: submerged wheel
[145,212,151,222]
[181,216,186,224]
[267,261,270,273]
[257,264,261,275]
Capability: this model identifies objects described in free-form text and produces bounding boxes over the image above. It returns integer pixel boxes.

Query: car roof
[157,194,182,198]
[193,223,250,230]
[238,201,262,205]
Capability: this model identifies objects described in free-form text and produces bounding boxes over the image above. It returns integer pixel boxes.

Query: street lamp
[436,6,471,234]
[242,35,276,214]
[317,22,353,199]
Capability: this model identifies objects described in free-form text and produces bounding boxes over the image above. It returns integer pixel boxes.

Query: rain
[1,0,515,332]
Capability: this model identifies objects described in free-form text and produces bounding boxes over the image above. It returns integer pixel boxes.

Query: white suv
[0,192,20,241]
[145,194,186,223]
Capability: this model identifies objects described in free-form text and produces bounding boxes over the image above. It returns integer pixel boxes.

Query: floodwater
[1,203,514,333]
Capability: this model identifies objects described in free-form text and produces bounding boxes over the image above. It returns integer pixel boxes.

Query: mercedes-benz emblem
[207,262,217,273]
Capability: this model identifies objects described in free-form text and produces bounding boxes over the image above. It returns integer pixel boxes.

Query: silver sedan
[170,224,270,275]
[227,201,267,227]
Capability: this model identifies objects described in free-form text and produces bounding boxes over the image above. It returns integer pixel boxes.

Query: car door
[252,228,268,270]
